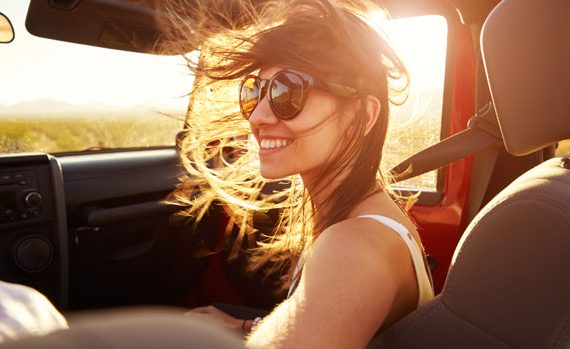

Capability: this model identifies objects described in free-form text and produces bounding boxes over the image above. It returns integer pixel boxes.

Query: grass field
[0,114,183,154]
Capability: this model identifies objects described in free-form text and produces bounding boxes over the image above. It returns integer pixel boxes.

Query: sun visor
[481,0,570,156]
[25,0,186,55]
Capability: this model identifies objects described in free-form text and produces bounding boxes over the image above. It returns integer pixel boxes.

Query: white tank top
[287,214,435,307]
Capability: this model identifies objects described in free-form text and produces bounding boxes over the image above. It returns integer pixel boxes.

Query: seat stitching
[374,300,441,345]
[439,296,515,347]
[376,299,514,347]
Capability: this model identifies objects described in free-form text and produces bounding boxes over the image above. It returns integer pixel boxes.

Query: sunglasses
[239,69,358,120]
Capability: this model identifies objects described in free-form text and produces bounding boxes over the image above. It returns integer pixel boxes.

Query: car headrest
[481,0,570,156]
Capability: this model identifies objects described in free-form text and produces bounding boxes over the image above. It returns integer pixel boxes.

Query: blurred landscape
[382,85,444,190]
[0,100,184,154]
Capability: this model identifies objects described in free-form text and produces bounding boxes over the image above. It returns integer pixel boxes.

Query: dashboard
[0,154,68,309]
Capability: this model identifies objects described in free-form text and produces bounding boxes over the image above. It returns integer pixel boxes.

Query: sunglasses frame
[239,69,358,120]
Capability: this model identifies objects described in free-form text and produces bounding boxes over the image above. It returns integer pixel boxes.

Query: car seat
[369,0,570,347]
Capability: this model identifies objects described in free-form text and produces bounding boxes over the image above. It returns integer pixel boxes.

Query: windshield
[0,0,191,154]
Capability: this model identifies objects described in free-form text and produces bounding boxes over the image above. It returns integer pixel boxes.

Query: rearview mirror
[0,12,14,43]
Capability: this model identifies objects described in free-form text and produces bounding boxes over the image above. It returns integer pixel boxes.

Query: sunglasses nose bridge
[258,79,269,101]
[248,95,280,125]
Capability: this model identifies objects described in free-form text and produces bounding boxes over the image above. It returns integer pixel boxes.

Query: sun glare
[0,0,192,111]
[367,12,448,84]
[377,14,449,128]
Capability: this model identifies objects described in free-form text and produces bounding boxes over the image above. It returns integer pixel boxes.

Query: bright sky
[0,1,446,112]
[384,15,447,89]
[386,15,448,125]
[0,0,193,109]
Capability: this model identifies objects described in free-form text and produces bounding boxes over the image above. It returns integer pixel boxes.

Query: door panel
[58,149,216,310]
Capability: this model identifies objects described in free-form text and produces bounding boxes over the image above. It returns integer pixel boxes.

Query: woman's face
[248,66,350,181]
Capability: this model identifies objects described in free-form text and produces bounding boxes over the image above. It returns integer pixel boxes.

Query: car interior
[375,0,570,347]
[0,0,569,347]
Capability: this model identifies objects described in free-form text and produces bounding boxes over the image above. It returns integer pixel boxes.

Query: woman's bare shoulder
[283,217,412,348]
[307,215,418,292]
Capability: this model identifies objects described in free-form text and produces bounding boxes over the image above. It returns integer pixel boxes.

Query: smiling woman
[162,0,436,347]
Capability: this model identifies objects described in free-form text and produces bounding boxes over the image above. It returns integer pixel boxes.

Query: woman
[162,0,434,347]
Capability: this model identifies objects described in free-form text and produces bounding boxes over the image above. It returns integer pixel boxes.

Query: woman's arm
[246,218,411,348]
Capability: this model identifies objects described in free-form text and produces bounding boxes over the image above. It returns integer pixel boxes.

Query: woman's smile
[258,137,294,156]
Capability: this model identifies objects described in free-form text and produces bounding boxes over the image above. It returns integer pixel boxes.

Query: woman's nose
[248,97,279,127]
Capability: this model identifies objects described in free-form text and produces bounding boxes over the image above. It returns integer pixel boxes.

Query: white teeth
[259,138,291,150]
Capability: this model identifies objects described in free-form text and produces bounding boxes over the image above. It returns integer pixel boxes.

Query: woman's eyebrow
[258,69,270,79]
[258,67,283,79]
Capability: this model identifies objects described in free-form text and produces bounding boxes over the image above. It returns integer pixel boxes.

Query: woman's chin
[260,166,293,180]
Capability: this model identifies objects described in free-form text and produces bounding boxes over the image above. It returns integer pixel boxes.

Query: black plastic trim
[58,149,181,208]
[85,200,178,226]
[47,155,69,310]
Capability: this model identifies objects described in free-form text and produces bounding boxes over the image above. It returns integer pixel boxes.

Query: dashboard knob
[24,192,42,208]
[12,236,53,273]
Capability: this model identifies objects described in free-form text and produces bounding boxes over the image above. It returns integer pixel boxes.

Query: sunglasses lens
[240,76,259,119]
[271,72,305,119]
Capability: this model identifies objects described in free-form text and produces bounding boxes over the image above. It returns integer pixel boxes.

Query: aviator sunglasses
[239,69,358,120]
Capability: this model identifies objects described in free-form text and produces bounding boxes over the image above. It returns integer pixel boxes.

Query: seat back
[370,0,570,347]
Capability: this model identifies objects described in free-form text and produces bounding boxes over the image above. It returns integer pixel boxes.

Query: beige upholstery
[371,158,570,348]
[481,0,570,156]
[370,0,570,347]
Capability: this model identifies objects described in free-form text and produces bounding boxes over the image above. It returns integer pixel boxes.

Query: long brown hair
[160,0,409,293]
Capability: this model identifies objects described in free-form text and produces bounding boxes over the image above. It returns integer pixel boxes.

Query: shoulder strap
[357,214,409,237]
[389,102,502,183]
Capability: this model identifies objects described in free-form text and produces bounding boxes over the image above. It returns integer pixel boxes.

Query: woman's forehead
[258,66,286,79]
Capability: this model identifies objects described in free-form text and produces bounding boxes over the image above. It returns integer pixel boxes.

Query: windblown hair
[160,0,409,293]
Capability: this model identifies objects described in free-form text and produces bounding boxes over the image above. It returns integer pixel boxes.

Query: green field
[0,115,183,154]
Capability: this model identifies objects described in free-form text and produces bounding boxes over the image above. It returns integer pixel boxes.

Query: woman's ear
[363,95,381,136]
[345,96,381,138]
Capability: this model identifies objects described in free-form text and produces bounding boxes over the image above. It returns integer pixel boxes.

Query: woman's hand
[187,305,245,333]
